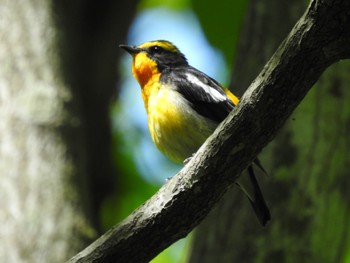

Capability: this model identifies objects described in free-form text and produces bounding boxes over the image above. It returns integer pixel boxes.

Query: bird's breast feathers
[142,69,236,162]
[147,84,217,163]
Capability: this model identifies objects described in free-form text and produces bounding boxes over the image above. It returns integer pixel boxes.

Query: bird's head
[120,40,188,86]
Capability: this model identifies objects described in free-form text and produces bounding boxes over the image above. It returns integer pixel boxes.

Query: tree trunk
[0,1,92,261]
[189,0,350,262]
[0,0,137,261]
[52,0,138,229]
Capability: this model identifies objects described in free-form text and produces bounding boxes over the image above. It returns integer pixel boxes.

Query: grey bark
[0,0,137,261]
[0,1,92,261]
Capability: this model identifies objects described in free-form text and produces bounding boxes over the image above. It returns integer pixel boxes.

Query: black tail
[236,162,270,226]
[246,164,270,226]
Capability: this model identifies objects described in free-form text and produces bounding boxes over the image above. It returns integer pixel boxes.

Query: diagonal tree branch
[68,0,350,262]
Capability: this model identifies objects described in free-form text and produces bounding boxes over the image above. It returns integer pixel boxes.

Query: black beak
[119,44,141,55]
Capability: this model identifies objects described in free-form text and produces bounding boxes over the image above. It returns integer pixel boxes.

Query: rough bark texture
[0,0,137,262]
[189,1,306,262]
[230,0,306,95]
[69,0,350,262]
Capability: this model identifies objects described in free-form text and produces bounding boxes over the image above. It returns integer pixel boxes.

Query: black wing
[160,66,234,123]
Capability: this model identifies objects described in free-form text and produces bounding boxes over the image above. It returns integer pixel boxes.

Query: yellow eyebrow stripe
[138,40,180,53]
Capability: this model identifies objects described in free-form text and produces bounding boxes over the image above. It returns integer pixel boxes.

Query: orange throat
[132,53,159,87]
[132,53,161,111]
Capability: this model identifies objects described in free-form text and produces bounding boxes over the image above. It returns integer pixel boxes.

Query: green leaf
[191,0,248,65]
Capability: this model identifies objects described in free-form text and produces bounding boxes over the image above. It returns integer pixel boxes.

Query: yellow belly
[147,86,217,163]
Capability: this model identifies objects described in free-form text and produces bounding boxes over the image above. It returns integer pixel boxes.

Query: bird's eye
[149,46,164,53]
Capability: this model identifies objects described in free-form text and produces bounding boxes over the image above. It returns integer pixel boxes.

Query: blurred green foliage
[192,0,248,67]
[290,61,350,262]
[101,104,159,228]
[259,60,350,263]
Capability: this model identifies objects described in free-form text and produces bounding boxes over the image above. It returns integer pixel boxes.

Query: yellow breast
[146,84,217,163]
[131,51,220,163]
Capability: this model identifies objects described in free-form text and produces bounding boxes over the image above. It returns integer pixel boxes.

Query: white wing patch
[185,73,227,102]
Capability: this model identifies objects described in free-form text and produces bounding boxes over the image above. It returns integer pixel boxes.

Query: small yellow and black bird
[120,40,270,226]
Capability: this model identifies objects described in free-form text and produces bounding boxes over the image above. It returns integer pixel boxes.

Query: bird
[119,40,270,226]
